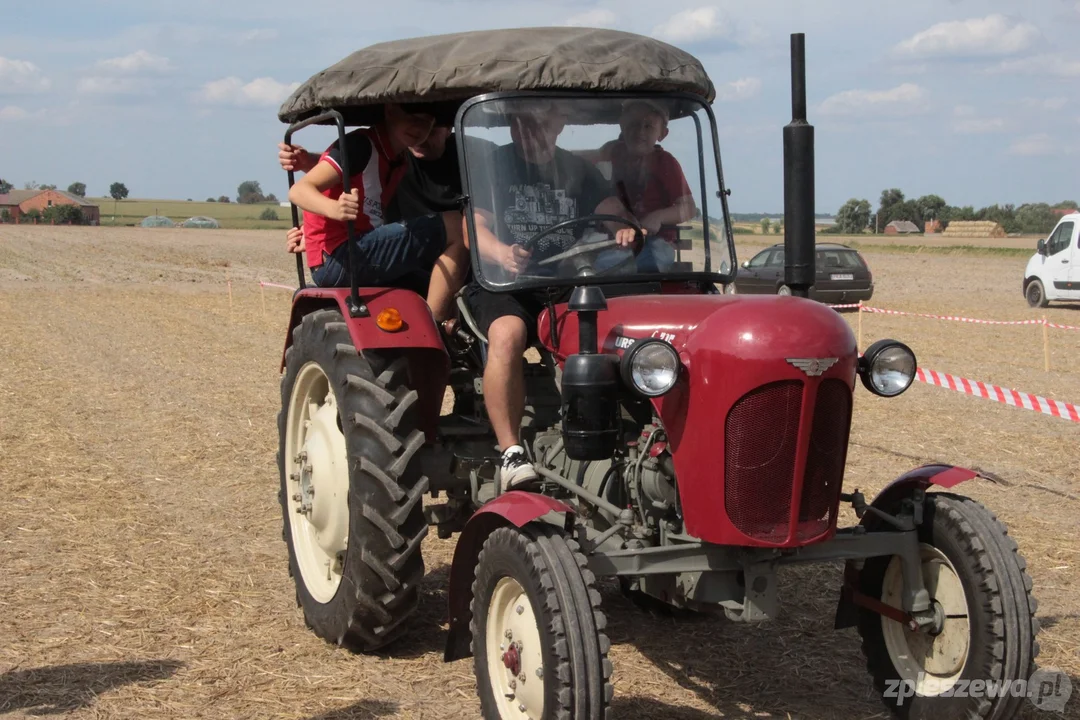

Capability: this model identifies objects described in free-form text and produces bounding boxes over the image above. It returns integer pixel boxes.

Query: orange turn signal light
[376,307,404,332]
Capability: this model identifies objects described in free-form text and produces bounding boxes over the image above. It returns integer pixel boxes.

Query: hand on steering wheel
[519,214,644,254]
[517,215,645,277]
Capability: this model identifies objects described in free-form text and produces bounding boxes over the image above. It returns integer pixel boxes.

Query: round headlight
[859,339,917,397]
[623,339,680,397]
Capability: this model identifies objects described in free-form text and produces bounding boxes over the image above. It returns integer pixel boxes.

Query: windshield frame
[453,90,738,294]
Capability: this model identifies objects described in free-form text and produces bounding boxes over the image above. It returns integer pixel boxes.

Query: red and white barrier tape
[245,282,1076,422]
[917,368,1079,423]
[252,284,1080,332]
[826,303,1080,331]
[862,305,1042,326]
[260,281,297,292]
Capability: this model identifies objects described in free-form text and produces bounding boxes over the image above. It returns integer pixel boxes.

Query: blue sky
[2,0,1079,213]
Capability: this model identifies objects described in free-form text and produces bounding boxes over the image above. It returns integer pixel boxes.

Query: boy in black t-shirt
[466,102,637,490]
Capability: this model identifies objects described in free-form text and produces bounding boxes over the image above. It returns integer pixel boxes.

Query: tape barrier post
[260,280,267,321]
[1042,316,1050,372]
[226,269,233,320]
[857,300,864,349]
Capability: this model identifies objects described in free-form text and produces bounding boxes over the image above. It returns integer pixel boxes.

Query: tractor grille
[797,379,852,541]
[724,381,802,543]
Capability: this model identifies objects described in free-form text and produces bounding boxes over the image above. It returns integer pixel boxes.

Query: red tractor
[275,28,1039,719]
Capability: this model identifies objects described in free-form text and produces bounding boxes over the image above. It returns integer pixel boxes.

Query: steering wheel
[521,214,644,276]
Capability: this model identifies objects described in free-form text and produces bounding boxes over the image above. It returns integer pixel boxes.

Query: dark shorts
[311,214,447,289]
[465,284,568,345]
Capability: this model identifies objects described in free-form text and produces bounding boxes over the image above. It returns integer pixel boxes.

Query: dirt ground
[1,226,1077,719]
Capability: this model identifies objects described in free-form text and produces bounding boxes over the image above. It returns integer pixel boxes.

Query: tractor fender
[834,463,978,629]
[444,492,575,662]
[863,463,978,521]
[280,287,447,370]
[281,287,449,441]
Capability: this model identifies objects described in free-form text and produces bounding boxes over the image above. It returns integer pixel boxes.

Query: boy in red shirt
[595,99,696,271]
[288,103,467,323]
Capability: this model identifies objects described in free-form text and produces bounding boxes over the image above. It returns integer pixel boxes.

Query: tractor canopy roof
[277,27,716,126]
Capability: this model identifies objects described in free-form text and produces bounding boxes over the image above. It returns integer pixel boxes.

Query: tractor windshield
[458,94,735,292]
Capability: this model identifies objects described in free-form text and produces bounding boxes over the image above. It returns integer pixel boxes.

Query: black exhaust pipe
[783,33,815,298]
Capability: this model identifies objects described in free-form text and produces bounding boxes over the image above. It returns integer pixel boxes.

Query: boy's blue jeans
[311,214,446,289]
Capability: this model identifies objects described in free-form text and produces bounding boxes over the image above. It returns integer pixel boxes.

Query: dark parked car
[726,243,874,303]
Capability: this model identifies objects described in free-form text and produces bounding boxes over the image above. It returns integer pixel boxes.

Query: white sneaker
[500,445,539,493]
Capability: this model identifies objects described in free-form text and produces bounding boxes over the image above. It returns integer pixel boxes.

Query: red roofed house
[0,189,100,224]
[884,220,920,235]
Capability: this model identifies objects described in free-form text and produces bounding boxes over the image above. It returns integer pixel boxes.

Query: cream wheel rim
[285,361,351,603]
[881,544,971,696]
[486,577,545,719]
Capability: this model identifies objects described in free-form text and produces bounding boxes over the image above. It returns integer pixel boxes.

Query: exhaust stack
[783,33,815,298]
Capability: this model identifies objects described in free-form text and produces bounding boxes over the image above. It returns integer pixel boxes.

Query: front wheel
[471,525,612,719]
[1025,279,1049,308]
[856,493,1039,719]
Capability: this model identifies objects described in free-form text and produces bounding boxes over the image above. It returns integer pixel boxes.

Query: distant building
[884,220,920,235]
[0,189,100,224]
[924,219,943,234]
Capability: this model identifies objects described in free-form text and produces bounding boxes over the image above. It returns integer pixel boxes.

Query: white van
[1023,212,1080,307]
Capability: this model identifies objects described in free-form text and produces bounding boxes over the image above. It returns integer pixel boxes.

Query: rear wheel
[471,525,612,719]
[278,308,428,651]
[1025,279,1049,308]
[856,493,1039,719]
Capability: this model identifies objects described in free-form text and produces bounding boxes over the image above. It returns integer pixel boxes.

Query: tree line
[1,178,278,206]
[830,190,1077,235]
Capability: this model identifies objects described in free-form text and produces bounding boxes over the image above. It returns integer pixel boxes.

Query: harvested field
[1,225,1078,720]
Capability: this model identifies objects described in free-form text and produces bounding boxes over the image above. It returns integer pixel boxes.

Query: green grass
[844,241,1033,259]
[91,197,293,230]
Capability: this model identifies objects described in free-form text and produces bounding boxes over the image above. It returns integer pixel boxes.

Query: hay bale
[942,220,1006,238]
[140,215,176,228]
[182,216,220,229]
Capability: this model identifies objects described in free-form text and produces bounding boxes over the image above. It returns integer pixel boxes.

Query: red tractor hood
[539,293,856,367]
[539,293,859,546]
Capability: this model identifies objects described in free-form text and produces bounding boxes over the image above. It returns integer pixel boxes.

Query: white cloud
[953,104,976,117]
[0,105,29,121]
[1009,133,1055,156]
[894,14,1040,58]
[715,77,761,102]
[0,57,51,93]
[653,7,732,45]
[76,76,146,95]
[565,9,617,27]
[239,28,279,43]
[953,117,1005,134]
[994,54,1080,77]
[97,49,171,74]
[818,83,927,116]
[198,76,299,107]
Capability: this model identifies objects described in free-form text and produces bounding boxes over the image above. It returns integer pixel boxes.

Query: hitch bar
[841,563,917,630]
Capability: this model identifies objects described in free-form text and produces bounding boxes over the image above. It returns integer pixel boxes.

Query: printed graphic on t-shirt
[363,195,384,227]
[503,184,578,253]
